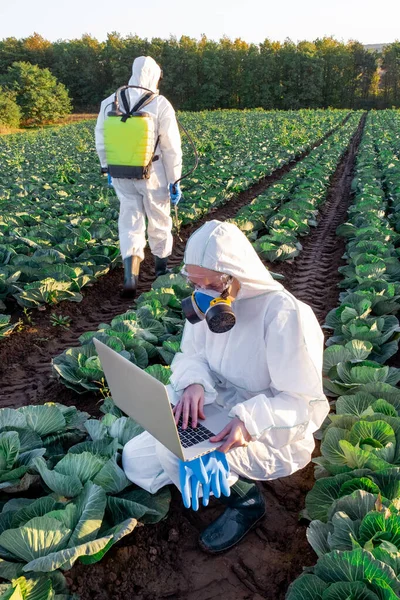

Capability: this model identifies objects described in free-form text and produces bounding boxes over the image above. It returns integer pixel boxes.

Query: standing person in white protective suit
[95,56,182,298]
[122,220,330,553]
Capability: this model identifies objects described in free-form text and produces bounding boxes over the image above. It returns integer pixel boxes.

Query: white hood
[128,56,161,93]
[184,220,283,299]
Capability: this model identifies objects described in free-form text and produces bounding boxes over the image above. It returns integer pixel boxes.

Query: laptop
[93,338,230,461]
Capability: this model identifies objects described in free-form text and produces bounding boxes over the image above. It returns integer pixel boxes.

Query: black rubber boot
[154,255,171,278]
[199,479,266,554]
[121,255,141,299]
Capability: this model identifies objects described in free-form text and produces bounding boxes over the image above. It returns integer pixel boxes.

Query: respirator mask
[181,268,236,334]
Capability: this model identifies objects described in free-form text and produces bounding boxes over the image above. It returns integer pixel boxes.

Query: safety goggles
[180,266,232,291]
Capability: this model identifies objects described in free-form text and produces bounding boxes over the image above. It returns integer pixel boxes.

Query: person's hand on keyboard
[173,384,205,429]
[179,451,231,511]
[209,417,252,453]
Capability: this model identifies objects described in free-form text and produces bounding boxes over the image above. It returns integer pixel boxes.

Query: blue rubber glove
[169,182,182,206]
[201,451,231,507]
[179,451,231,511]
[179,455,208,511]
[107,173,113,188]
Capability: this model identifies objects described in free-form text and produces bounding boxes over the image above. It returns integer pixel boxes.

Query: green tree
[315,37,348,107]
[276,39,302,109]
[0,87,21,128]
[258,40,281,109]
[51,35,105,111]
[0,33,385,111]
[22,33,53,69]
[352,42,378,107]
[296,41,324,108]
[196,36,226,109]
[0,37,26,73]
[381,42,400,107]
[2,61,72,125]
[160,36,199,110]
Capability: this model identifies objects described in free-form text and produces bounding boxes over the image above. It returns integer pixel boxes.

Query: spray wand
[171,119,199,240]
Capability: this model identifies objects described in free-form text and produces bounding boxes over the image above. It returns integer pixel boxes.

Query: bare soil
[1,112,366,600]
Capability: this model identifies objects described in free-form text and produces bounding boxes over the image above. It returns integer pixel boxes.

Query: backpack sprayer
[103,85,199,237]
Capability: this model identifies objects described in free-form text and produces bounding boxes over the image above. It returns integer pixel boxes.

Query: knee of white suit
[154,439,181,488]
[122,431,173,494]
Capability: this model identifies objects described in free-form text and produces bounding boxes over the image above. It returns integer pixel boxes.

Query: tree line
[0,33,399,114]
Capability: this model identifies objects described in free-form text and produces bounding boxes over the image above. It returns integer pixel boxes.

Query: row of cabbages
[232,112,363,262]
[0,400,170,599]
[176,109,350,226]
[287,111,400,599]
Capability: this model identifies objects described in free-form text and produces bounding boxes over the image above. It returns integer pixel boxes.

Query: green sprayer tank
[104,111,156,179]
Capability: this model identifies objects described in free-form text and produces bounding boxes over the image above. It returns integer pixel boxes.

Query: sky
[0,0,398,45]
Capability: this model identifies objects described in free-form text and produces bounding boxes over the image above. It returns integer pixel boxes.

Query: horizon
[0,0,399,46]
[0,31,397,47]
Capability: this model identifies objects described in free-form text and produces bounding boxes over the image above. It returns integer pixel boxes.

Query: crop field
[1,109,400,600]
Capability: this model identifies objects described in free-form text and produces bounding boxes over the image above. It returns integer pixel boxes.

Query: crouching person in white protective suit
[122,219,330,553]
[95,56,182,298]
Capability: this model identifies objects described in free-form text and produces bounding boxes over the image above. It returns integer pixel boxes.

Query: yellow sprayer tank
[104,112,156,179]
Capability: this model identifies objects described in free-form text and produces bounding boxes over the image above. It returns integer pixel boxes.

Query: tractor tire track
[0,115,352,409]
[273,113,366,325]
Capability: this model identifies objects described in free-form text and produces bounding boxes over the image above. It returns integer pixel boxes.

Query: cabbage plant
[233,115,362,262]
[323,361,400,397]
[286,548,400,600]
[32,409,148,498]
[305,468,400,523]
[13,279,83,309]
[334,388,400,419]
[0,482,136,574]
[0,405,89,493]
[0,398,171,593]
[289,111,400,600]
[314,414,400,475]
[52,274,188,393]
[324,295,400,367]
[1,112,349,325]
[0,574,78,600]
[0,315,17,339]
[33,451,131,499]
[307,494,400,567]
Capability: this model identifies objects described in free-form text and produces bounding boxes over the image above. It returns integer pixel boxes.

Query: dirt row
[63,114,367,600]
[276,113,367,321]
[0,114,351,408]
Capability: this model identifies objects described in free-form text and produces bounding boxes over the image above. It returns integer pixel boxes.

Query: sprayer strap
[143,135,160,175]
[120,88,156,122]
[120,88,131,115]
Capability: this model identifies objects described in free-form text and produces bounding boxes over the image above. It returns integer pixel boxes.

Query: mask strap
[220,276,234,299]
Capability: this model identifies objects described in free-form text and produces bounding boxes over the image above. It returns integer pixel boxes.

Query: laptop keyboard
[175,412,214,448]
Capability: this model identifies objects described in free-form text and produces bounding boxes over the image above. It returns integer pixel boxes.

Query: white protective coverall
[122,220,330,493]
[95,56,182,260]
